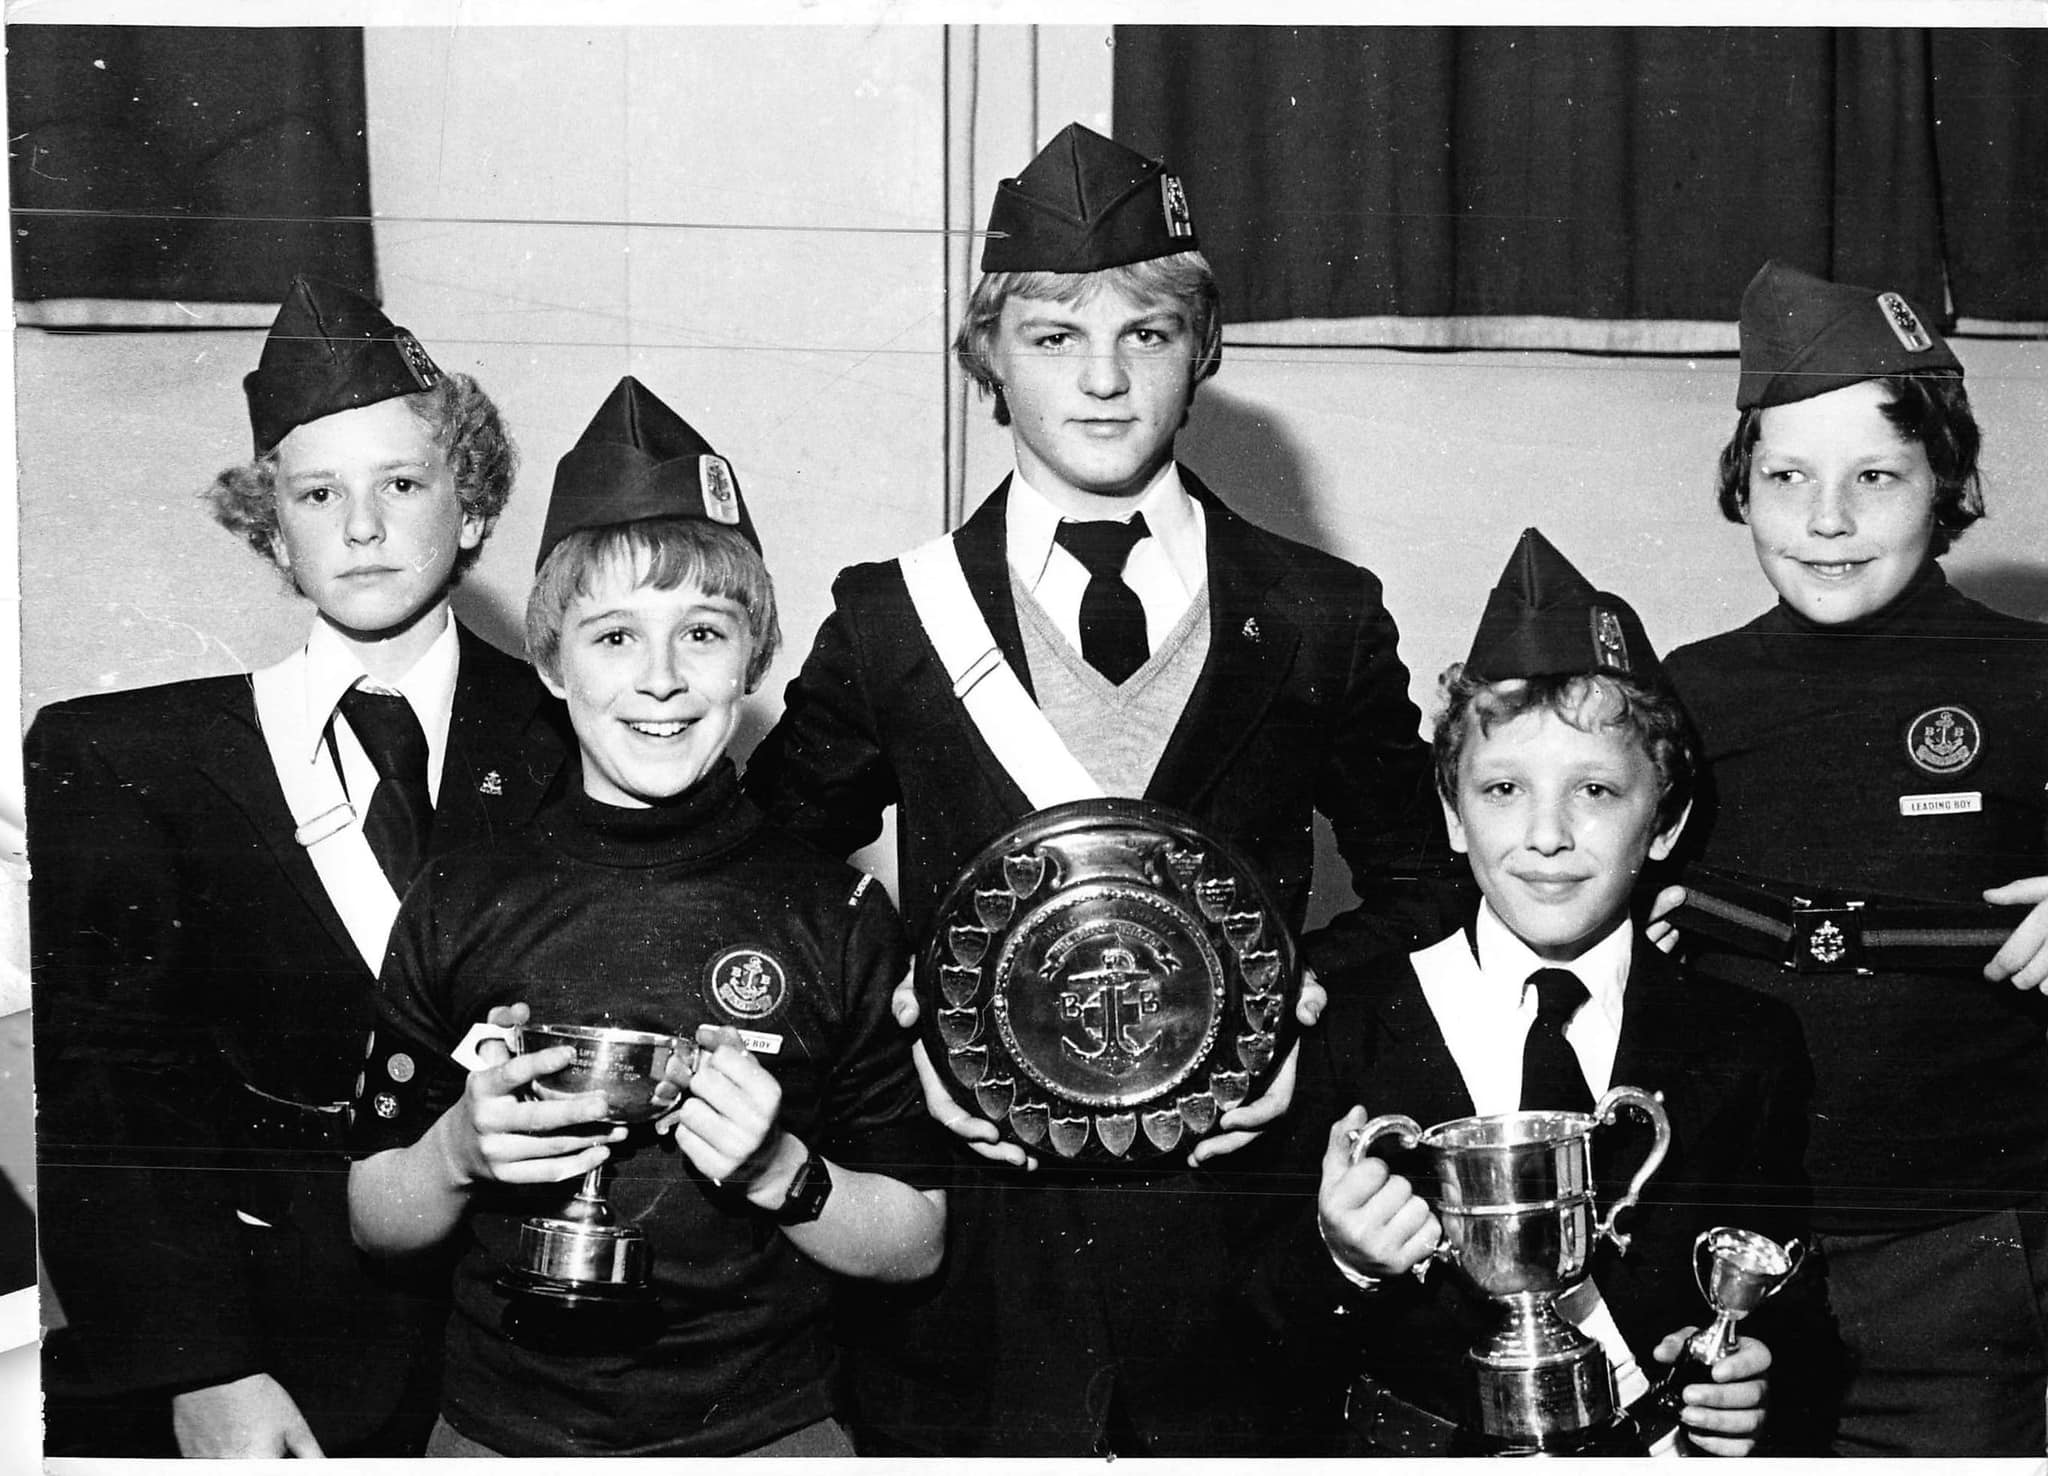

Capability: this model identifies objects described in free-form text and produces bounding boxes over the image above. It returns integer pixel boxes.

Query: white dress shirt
[1005,457,1207,658]
[299,612,461,814]
[1400,906,1659,1411]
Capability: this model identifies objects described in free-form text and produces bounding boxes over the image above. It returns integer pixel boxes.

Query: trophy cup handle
[453,1019,524,1071]
[1591,1084,1670,1255]
[1345,1113,1425,1167]
[1777,1236,1809,1291]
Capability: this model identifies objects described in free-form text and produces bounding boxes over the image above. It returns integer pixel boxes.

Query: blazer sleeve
[744,567,902,859]
[27,704,270,1396]
[1301,564,1471,978]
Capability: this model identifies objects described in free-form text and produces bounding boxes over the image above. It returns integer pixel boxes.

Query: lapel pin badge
[479,771,505,797]
[1242,617,1261,642]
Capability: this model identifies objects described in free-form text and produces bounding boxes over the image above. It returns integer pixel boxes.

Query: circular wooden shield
[918,798,1299,1164]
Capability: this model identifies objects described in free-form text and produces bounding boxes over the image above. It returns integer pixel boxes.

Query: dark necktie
[1520,967,1595,1114]
[1054,514,1151,685]
[338,685,432,889]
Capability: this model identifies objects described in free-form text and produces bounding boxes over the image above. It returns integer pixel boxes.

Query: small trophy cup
[1349,1085,1671,1454]
[1623,1226,1806,1450]
[489,1022,694,1308]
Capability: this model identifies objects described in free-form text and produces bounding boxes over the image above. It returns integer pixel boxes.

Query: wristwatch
[772,1147,833,1225]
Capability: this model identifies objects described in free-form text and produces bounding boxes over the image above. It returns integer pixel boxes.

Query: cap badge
[373,1092,399,1119]
[1590,607,1631,673]
[1161,174,1194,239]
[710,946,788,1020]
[479,770,504,797]
[700,455,740,526]
[1877,292,1934,353]
[1906,705,1981,777]
[393,329,442,389]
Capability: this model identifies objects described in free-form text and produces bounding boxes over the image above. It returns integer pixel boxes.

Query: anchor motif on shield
[1058,944,1166,1076]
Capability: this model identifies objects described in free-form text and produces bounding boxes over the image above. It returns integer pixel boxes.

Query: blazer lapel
[1601,937,1688,1201]
[1145,468,1300,808]
[916,479,1039,816]
[951,476,1034,697]
[194,678,365,969]
[437,625,571,852]
[1365,964,1477,1125]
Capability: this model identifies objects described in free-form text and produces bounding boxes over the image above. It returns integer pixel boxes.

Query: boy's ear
[537,662,568,701]
[1441,795,1470,856]
[1647,799,1694,862]
[458,508,488,551]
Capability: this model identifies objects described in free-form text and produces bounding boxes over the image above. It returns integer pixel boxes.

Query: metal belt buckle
[1786,901,1869,974]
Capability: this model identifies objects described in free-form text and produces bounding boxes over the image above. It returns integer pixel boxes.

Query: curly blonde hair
[203,374,516,580]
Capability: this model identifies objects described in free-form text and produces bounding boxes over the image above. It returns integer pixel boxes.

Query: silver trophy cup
[1350,1084,1672,1451]
[1686,1226,1806,1364]
[498,1022,693,1305]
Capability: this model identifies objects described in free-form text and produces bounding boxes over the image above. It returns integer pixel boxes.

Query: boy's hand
[172,1374,322,1459]
[1188,967,1325,1167]
[893,967,1038,1170]
[1982,875,2048,992]
[443,1037,622,1187]
[1650,1329,1771,1456]
[1644,883,1687,955]
[1319,1106,1441,1279]
[664,1025,787,1184]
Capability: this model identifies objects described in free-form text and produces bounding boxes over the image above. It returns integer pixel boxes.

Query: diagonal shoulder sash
[250,653,402,973]
[898,536,1104,809]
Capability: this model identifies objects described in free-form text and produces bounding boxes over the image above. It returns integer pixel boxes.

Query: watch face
[777,1152,831,1225]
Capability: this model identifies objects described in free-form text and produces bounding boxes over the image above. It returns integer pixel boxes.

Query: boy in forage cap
[745,122,1459,1455]
[1289,529,1824,1455]
[347,376,946,1459]
[1664,260,2048,1454]
[30,276,570,1456]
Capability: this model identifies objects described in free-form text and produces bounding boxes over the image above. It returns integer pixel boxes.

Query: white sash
[897,537,1104,809]
[250,652,403,973]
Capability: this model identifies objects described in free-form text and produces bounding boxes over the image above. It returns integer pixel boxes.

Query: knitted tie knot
[339,686,427,778]
[1528,966,1590,1025]
[1054,513,1150,577]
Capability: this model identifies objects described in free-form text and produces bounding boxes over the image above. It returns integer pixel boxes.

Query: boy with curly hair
[31,276,570,1457]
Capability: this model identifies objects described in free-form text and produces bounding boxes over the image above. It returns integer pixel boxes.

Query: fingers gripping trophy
[1349,1089,1672,1452]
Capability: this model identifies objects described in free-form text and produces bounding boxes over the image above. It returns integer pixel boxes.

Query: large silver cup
[500,1023,692,1305]
[1349,1084,1671,1451]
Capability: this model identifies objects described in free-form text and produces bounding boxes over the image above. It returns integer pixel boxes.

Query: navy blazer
[1268,935,1835,1453]
[743,471,1462,1455]
[746,467,1460,970]
[30,624,570,1453]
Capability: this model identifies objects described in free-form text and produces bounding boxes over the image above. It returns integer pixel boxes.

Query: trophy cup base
[509,1212,652,1296]
[1469,1329,1618,1451]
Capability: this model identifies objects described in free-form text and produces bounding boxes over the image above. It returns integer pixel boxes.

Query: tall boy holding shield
[744,122,1457,1455]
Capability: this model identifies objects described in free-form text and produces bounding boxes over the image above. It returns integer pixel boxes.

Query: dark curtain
[8,26,377,305]
[1114,27,2048,326]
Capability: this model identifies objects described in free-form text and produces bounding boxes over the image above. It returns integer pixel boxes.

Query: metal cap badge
[1464,528,1664,687]
[243,275,443,455]
[981,122,1199,274]
[537,375,759,570]
[1736,259,1962,411]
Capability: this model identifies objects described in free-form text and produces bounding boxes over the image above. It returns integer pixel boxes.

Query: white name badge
[1900,791,1982,817]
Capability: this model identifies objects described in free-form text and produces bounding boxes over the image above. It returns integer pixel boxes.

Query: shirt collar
[301,610,460,762]
[1005,457,1197,589]
[1472,900,1633,1033]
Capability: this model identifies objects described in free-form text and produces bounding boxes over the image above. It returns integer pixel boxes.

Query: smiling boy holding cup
[346,377,945,1458]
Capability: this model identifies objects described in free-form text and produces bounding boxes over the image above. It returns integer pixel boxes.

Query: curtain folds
[1114,27,2046,335]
